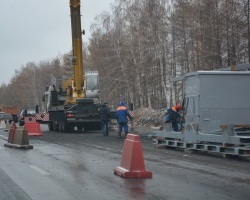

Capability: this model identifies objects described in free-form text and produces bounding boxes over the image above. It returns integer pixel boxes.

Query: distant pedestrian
[99,103,110,136]
[116,101,131,138]
[35,105,39,114]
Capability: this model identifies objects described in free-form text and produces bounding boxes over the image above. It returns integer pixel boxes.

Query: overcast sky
[0,0,114,85]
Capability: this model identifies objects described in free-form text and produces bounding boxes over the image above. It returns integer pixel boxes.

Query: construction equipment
[40,0,101,132]
[153,64,250,157]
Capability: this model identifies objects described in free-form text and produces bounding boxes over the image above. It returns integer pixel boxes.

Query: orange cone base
[4,143,33,149]
[28,132,43,136]
[114,167,152,178]
[24,122,43,136]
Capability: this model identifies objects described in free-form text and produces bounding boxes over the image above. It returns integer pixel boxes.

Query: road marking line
[29,165,49,175]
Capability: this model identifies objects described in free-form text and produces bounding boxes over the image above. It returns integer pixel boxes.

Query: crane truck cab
[43,72,101,132]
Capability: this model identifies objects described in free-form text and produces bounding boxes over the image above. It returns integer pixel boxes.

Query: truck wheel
[83,124,90,131]
[54,123,59,132]
[89,122,101,131]
[67,125,74,132]
[59,122,66,132]
[48,122,54,131]
[77,125,83,131]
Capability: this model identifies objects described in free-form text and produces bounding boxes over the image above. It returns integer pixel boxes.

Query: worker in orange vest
[165,104,182,131]
[116,101,132,138]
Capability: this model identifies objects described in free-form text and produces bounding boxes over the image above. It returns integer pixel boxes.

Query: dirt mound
[110,108,165,135]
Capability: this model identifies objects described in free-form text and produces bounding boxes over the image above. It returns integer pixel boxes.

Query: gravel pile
[110,108,165,134]
[133,108,165,128]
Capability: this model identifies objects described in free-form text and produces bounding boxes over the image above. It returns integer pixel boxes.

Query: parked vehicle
[18,109,36,126]
[0,112,13,124]
[0,106,19,122]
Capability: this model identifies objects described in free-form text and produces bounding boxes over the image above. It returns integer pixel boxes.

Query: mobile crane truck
[39,0,101,132]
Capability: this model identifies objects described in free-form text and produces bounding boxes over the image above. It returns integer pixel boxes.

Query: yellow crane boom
[69,0,85,100]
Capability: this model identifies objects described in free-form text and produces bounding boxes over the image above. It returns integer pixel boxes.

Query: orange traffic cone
[7,121,16,144]
[24,122,43,136]
[114,134,152,178]
[4,122,33,149]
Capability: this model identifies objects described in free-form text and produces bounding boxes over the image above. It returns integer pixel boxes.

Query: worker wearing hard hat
[165,104,182,131]
[116,101,132,138]
[99,103,111,136]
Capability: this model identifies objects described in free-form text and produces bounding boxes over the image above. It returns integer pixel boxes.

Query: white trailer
[153,69,250,157]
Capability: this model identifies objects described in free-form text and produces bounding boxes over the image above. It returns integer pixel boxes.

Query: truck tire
[77,125,83,131]
[48,122,54,131]
[59,122,67,132]
[83,124,90,131]
[89,122,101,131]
[54,123,59,132]
[67,125,74,132]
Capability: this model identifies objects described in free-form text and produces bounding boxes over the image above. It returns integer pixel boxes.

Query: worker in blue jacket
[116,101,132,138]
[165,104,182,131]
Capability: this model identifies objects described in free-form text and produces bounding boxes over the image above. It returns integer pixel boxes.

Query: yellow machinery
[64,0,85,104]
[42,0,101,132]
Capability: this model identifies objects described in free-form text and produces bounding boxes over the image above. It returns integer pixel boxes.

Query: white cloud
[0,0,114,85]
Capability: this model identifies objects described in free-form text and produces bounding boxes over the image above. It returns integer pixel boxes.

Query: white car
[18,109,36,126]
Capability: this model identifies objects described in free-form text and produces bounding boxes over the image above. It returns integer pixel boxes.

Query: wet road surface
[0,125,250,200]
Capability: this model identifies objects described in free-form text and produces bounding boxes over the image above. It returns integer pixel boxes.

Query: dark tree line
[1,0,249,110]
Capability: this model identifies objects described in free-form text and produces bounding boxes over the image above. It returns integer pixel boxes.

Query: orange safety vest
[171,106,177,112]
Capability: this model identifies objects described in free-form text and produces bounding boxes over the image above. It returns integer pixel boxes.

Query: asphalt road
[0,125,250,200]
